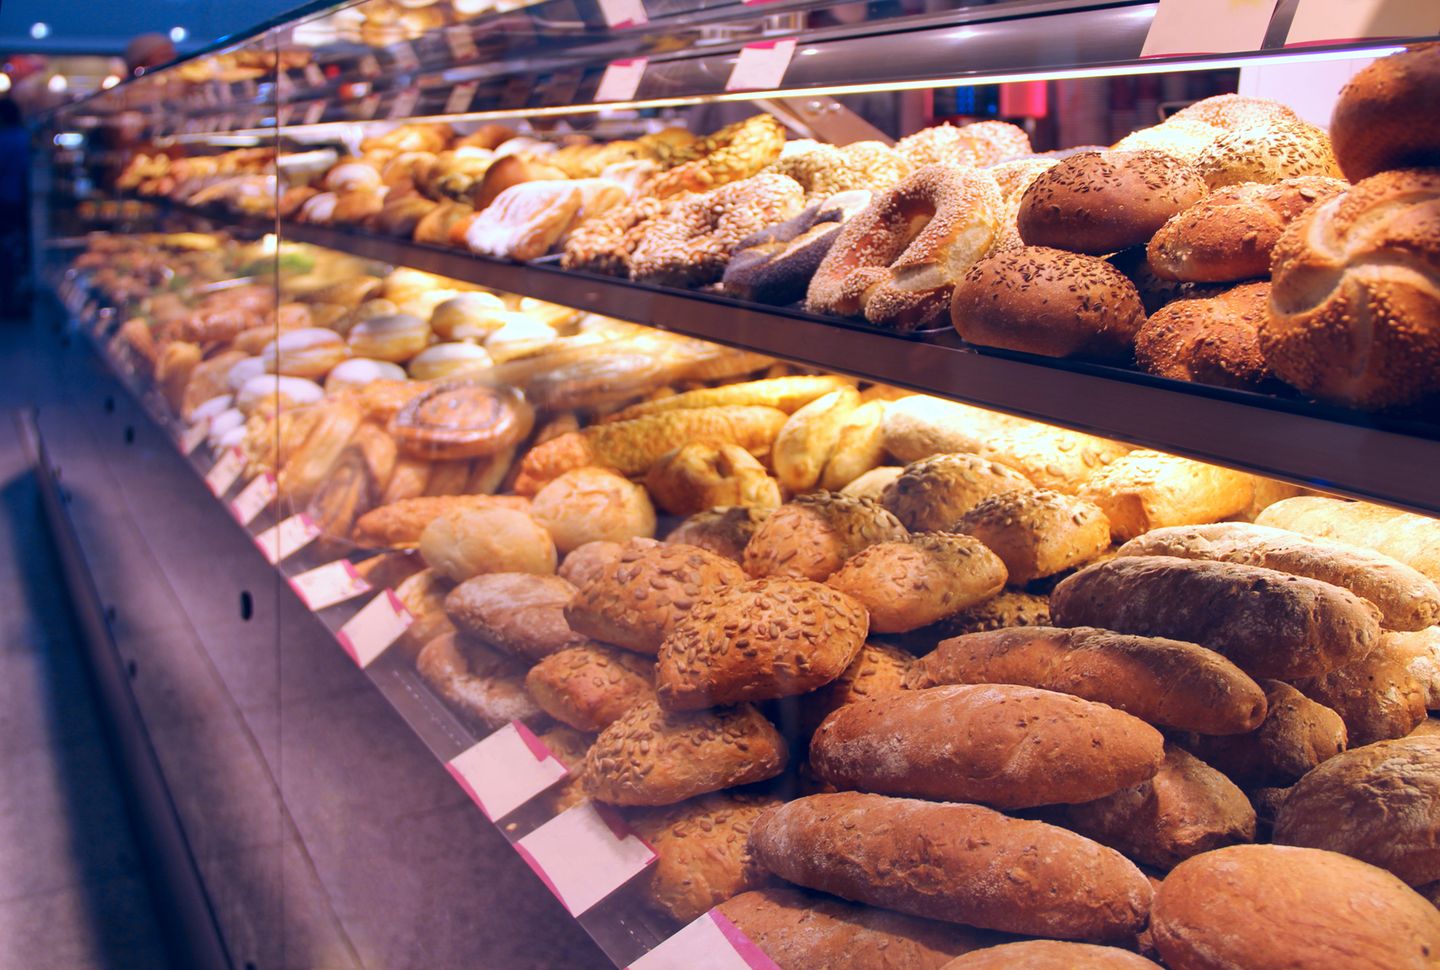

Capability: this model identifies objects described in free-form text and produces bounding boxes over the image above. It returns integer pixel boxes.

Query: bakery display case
[33,0,1440,966]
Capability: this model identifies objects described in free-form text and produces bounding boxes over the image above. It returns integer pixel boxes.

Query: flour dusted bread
[881,453,1034,532]
[907,626,1265,735]
[443,573,587,662]
[811,684,1165,808]
[743,493,908,581]
[1255,496,1440,585]
[955,489,1111,584]
[941,941,1161,968]
[524,643,656,731]
[1051,556,1382,678]
[1076,450,1254,542]
[529,466,656,553]
[1289,635,1428,744]
[826,533,1007,633]
[749,792,1153,941]
[1179,679,1347,787]
[1390,627,1440,709]
[1150,843,1440,970]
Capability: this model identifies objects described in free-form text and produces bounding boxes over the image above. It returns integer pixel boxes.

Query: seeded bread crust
[743,492,908,581]
[881,453,1034,533]
[524,643,657,732]
[956,489,1112,584]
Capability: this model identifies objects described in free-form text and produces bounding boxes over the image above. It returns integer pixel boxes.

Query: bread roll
[881,453,1034,533]
[354,494,532,549]
[772,386,862,493]
[749,792,1153,941]
[392,568,455,662]
[665,506,772,563]
[605,375,853,423]
[584,701,786,805]
[645,443,781,516]
[819,400,888,492]
[930,590,1050,636]
[839,465,903,502]
[908,626,1266,735]
[976,425,1130,495]
[1330,44,1440,181]
[743,493,908,581]
[418,506,556,582]
[1077,450,1254,542]
[1151,844,1440,970]
[1179,679,1347,787]
[1291,636,1427,744]
[1255,496,1440,585]
[879,395,1024,463]
[939,941,1160,969]
[826,533,1007,633]
[1051,556,1383,679]
[565,542,746,655]
[1389,627,1440,709]
[415,632,546,732]
[656,578,868,710]
[1133,282,1273,390]
[811,684,1164,808]
[1114,117,1225,162]
[524,643,656,732]
[1171,94,1299,132]
[796,640,912,738]
[444,573,586,662]
[717,887,1000,970]
[1118,522,1440,632]
[557,539,625,589]
[529,467,656,553]
[955,489,1111,584]
[1193,119,1341,189]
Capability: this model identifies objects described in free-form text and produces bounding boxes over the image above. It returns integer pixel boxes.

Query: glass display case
[32,0,1440,966]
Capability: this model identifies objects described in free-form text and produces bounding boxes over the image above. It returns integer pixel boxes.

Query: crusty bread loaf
[1330,44,1440,182]
[1151,843,1440,970]
[826,533,1007,633]
[716,886,1001,970]
[1064,744,1256,870]
[819,400,888,492]
[444,573,587,662]
[749,792,1153,941]
[656,578,868,710]
[939,941,1160,969]
[1050,556,1383,679]
[955,489,1111,584]
[1076,450,1254,542]
[584,701,786,805]
[976,425,1130,495]
[810,684,1165,808]
[524,643,656,732]
[881,453,1034,533]
[1292,633,1427,745]
[565,542,746,655]
[743,493,908,582]
[1133,282,1274,390]
[1118,522,1440,632]
[415,632,547,732]
[796,641,912,738]
[879,394,1025,463]
[772,386,862,493]
[1179,679,1347,788]
[665,506,771,563]
[906,626,1266,735]
[1255,497,1440,585]
[1273,735,1440,887]
[1389,627,1440,709]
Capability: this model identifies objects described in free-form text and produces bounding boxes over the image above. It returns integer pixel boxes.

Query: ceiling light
[0,75,10,94]
[102,75,121,89]
[170,26,189,43]
[47,74,68,93]
[30,22,50,40]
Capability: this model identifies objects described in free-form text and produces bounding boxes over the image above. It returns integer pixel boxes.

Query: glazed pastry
[324,358,408,393]
[388,380,535,461]
[407,343,493,381]
[260,327,349,380]
[429,291,508,340]
[346,313,431,363]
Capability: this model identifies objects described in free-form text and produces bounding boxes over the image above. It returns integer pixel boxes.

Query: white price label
[303,101,326,126]
[336,590,412,667]
[514,802,655,917]
[446,26,479,62]
[357,94,383,120]
[1286,0,1439,46]
[389,88,421,120]
[444,81,478,115]
[598,0,648,28]
[229,472,277,526]
[595,58,647,102]
[630,910,779,970]
[447,722,569,821]
[303,62,326,88]
[725,38,797,92]
[204,447,246,496]
[391,42,420,72]
[289,560,371,611]
[177,421,209,455]
[1142,0,1279,57]
[254,513,321,565]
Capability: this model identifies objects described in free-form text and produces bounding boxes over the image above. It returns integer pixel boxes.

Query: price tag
[513,802,656,917]
[630,910,779,970]
[446,26,479,62]
[357,94,383,120]
[254,513,321,565]
[598,0,648,28]
[289,560,372,611]
[391,41,420,72]
[204,446,246,496]
[303,62,326,88]
[447,722,569,821]
[1286,0,1439,46]
[595,58,647,102]
[276,71,295,97]
[725,38,797,92]
[303,101,326,126]
[389,88,421,120]
[444,81,478,115]
[359,54,382,78]
[1141,0,1279,57]
[229,472,277,526]
[335,589,412,667]
[177,421,209,455]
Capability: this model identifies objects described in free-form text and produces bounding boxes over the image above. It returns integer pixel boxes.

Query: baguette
[1178,680,1347,787]
[1117,522,1440,631]
[906,626,1266,735]
[1255,496,1440,584]
[604,375,852,423]
[810,684,1165,808]
[749,792,1153,941]
[1050,556,1383,679]
[1077,450,1254,542]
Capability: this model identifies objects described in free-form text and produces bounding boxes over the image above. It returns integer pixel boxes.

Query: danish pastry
[387,380,534,461]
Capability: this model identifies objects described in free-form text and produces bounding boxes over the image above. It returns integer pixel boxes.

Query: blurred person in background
[124,33,176,76]
[0,98,30,319]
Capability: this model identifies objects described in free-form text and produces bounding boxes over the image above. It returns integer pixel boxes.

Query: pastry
[444,572,587,662]
[260,327,349,380]
[345,313,430,363]
[464,180,583,261]
[826,532,1006,633]
[388,380,534,461]
[881,453,1034,533]
[647,114,787,197]
[954,488,1111,584]
[896,121,1032,168]
[351,494,530,548]
[406,343,492,381]
[418,506,557,581]
[525,643,657,732]
[721,190,873,306]
[742,493,908,582]
[818,399,888,492]
[324,358,408,393]
[644,443,781,517]
[429,292,508,340]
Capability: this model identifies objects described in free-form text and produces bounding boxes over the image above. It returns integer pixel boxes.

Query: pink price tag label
[1141,0,1278,57]
[204,447,245,496]
[1285,0,1438,46]
[303,101,326,126]
[254,513,321,565]
[335,590,412,667]
[389,88,421,119]
[629,910,780,970]
[230,472,277,526]
[446,26,479,62]
[289,560,371,612]
[357,94,383,120]
[598,0,648,28]
[725,38,797,92]
[595,58,647,102]
[447,722,569,821]
[514,802,656,916]
[359,54,382,78]
[391,41,420,72]
[444,81,478,115]
[177,420,209,455]
[303,62,326,88]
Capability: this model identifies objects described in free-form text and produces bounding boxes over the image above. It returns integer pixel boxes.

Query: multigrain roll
[976,425,1130,495]
[666,506,772,563]
[524,643,656,732]
[950,247,1147,360]
[1178,679,1347,788]
[1291,636,1428,744]
[881,453,1034,533]
[930,590,1051,636]
[1192,119,1342,188]
[749,792,1153,941]
[743,493,908,581]
[1050,556,1383,679]
[444,573,587,662]
[1150,844,1440,970]
[810,684,1165,808]
[907,626,1267,735]
[954,489,1111,584]
[1133,282,1274,390]
[879,394,1024,462]
[1076,450,1254,542]
[1330,44,1440,181]
[826,533,1007,633]
[795,640,913,738]
[940,941,1161,969]
[1255,496,1440,584]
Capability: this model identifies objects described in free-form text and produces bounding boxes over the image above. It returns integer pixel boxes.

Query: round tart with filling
[388,380,534,460]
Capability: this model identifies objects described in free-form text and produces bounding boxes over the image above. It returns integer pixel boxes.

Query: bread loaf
[1330,44,1440,182]
[419,506,557,582]
[1076,450,1254,542]
[939,940,1161,968]
[444,573,587,662]
[826,533,1007,633]
[819,400,888,492]
[1290,635,1428,744]
[1118,522,1440,631]
[1050,556,1383,678]
[810,684,1165,808]
[879,395,1023,463]
[749,792,1153,941]
[656,578,868,710]
[524,643,656,732]
[1151,844,1440,970]
[907,626,1266,735]
[1133,282,1273,390]
[1179,679,1347,787]
[415,632,547,732]
[743,493,908,582]
[796,641,912,738]
[955,489,1111,584]
[716,887,1001,970]
[1255,497,1440,585]
[584,701,786,805]
[1389,627,1440,709]
[881,453,1034,532]
[666,506,771,563]
[772,386,862,493]
[976,425,1130,495]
